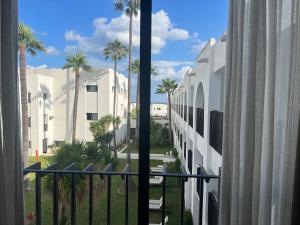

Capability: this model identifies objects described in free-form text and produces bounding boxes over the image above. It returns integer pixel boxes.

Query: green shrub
[150,119,169,147]
[184,211,194,225]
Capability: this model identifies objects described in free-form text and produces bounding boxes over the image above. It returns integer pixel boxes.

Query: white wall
[171,35,226,225]
[27,67,128,154]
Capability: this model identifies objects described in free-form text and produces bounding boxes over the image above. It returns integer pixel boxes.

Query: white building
[151,103,168,117]
[26,67,128,155]
[171,34,226,225]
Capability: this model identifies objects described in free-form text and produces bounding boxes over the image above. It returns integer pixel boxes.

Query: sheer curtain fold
[219,0,300,225]
[0,0,24,225]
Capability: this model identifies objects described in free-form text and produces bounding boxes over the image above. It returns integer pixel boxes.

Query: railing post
[35,164,41,225]
[161,176,166,225]
[125,175,129,225]
[71,174,76,225]
[107,175,112,225]
[180,177,185,225]
[53,173,59,225]
[199,178,204,225]
[89,174,93,225]
[138,0,152,225]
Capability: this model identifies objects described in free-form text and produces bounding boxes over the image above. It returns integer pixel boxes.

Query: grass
[124,143,173,155]
[25,152,182,225]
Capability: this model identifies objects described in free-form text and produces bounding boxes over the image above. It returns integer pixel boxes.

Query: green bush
[184,211,194,225]
[150,119,169,147]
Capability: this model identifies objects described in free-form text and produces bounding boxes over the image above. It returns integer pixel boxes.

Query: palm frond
[18,22,45,56]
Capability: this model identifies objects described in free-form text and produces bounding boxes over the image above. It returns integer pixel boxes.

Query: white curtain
[0,0,25,224]
[219,0,300,225]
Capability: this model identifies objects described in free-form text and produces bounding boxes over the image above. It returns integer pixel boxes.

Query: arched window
[196,83,204,136]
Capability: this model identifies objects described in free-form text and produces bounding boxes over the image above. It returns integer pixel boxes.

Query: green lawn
[125,143,173,155]
[25,155,182,225]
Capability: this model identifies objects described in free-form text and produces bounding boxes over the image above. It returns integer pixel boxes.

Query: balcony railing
[188,107,193,127]
[196,108,204,137]
[24,162,220,225]
[209,111,223,155]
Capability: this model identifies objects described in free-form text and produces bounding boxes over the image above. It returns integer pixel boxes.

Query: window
[43,138,47,153]
[86,85,98,92]
[28,93,31,103]
[157,107,161,110]
[43,93,47,100]
[44,114,48,131]
[86,113,98,121]
[209,111,223,155]
[188,150,193,174]
[28,141,31,148]
[28,117,31,127]
[197,167,203,197]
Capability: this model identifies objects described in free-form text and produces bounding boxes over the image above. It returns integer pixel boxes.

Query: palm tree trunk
[72,69,80,143]
[113,60,117,159]
[20,46,30,189]
[167,92,172,144]
[126,11,133,164]
[136,73,140,146]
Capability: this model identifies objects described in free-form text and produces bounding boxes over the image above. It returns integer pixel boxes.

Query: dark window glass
[86,113,98,121]
[197,108,204,137]
[28,117,31,127]
[29,141,32,148]
[184,142,186,159]
[28,93,31,103]
[209,111,223,155]
[86,85,98,92]
[197,167,202,197]
[189,106,193,127]
[188,150,193,174]
[43,138,47,153]
[43,93,47,100]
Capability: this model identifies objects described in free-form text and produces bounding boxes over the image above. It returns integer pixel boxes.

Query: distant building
[151,103,168,117]
[26,67,128,155]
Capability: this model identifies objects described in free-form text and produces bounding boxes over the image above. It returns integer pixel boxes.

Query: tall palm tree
[115,0,140,147]
[63,52,91,143]
[156,79,178,144]
[18,23,45,174]
[131,59,157,146]
[103,40,128,158]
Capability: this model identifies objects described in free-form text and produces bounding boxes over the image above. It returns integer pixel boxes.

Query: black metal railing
[24,163,220,225]
[196,108,204,137]
[209,111,223,155]
[188,107,193,127]
[208,192,219,225]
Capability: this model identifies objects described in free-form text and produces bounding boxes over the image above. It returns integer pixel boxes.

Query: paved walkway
[117,145,176,162]
[117,152,176,162]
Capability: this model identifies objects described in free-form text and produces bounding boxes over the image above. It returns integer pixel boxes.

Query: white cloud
[46,46,60,55]
[27,64,48,69]
[152,60,193,81]
[192,40,206,54]
[64,10,189,55]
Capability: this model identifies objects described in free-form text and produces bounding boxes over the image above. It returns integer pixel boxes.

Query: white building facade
[151,103,168,117]
[171,34,226,225]
[26,67,128,155]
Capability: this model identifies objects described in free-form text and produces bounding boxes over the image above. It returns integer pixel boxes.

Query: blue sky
[19,0,228,102]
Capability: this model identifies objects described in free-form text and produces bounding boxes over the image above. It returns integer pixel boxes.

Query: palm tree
[103,40,128,158]
[131,59,157,146]
[115,0,140,147]
[18,23,45,177]
[63,52,91,142]
[156,79,178,144]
